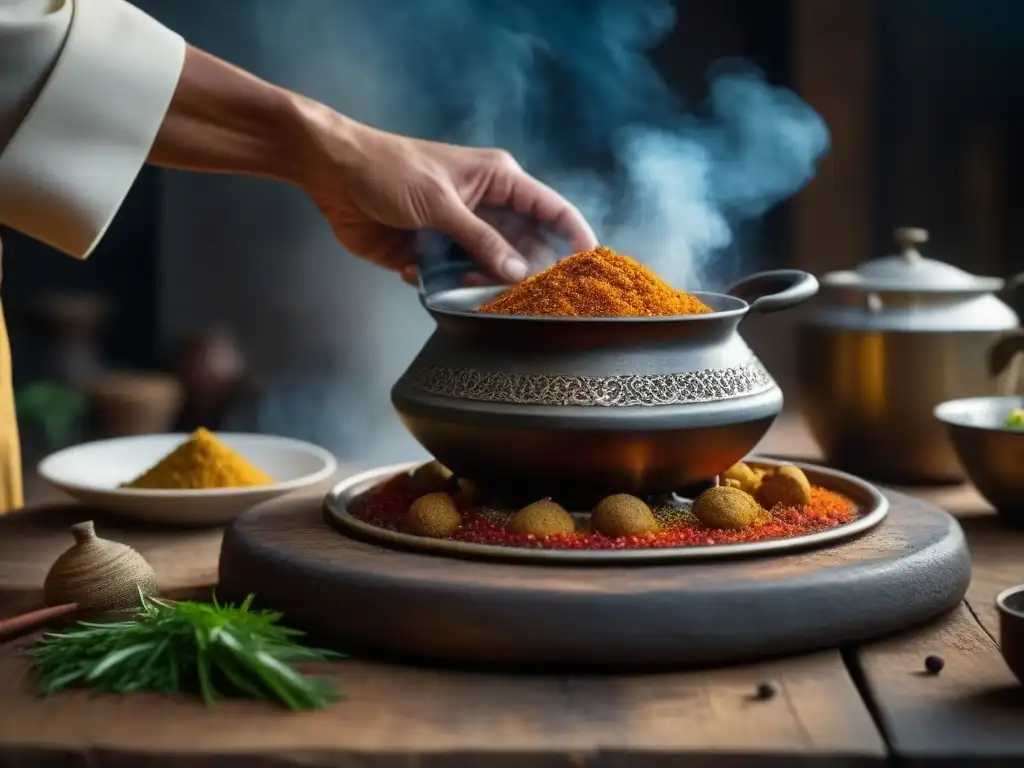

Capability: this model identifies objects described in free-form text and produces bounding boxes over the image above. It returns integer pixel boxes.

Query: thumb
[433,198,528,282]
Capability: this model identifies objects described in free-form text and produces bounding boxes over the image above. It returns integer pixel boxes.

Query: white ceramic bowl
[38,433,338,526]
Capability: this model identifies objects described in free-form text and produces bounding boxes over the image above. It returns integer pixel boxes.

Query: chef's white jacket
[0,0,183,509]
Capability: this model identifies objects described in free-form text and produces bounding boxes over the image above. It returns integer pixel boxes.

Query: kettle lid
[821,227,1005,293]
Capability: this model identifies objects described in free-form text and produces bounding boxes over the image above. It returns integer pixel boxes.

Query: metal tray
[323,456,889,564]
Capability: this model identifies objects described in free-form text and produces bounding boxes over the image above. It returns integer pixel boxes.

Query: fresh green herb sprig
[26,592,343,710]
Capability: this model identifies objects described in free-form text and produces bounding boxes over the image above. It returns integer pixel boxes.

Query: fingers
[461,271,496,287]
[401,264,495,291]
[400,264,420,287]
[476,205,559,271]
[485,171,598,253]
[432,197,528,283]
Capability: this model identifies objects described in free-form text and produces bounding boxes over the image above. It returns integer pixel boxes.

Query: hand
[295,107,598,285]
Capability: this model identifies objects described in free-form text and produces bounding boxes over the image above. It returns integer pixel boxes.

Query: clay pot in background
[172,328,249,431]
[80,372,183,439]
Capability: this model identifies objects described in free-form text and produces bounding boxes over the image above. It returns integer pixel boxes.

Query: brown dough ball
[409,460,454,494]
[591,494,660,537]
[721,461,763,494]
[756,465,812,510]
[405,493,462,538]
[692,486,769,530]
[507,499,576,537]
[722,477,743,490]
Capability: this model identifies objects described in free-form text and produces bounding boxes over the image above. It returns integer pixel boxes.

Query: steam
[248,0,829,289]
[153,0,829,465]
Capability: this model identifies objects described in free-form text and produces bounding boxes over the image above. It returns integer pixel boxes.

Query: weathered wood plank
[0,636,884,767]
[955,510,1024,645]
[853,603,1024,764]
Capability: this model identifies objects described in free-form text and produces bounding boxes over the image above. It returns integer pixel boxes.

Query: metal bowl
[996,584,1024,686]
[392,267,818,506]
[324,456,889,564]
[934,396,1024,523]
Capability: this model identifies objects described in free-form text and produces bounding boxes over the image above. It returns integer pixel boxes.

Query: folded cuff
[0,0,185,258]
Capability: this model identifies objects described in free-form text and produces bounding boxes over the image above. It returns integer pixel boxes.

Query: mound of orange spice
[478,246,713,317]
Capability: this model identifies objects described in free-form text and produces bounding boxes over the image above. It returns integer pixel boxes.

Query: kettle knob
[894,226,928,249]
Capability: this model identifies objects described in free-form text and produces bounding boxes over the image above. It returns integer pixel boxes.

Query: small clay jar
[43,521,158,613]
[81,372,184,438]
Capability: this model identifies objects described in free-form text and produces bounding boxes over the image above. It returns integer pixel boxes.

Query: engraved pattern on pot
[405,359,775,407]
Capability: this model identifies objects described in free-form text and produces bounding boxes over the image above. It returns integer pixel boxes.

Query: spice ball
[507,499,576,537]
[590,494,660,537]
[405,493,462,538]
[756,465,812,510]
[721,461,762,494]
[692,486,769,530]
[409,460,454,494]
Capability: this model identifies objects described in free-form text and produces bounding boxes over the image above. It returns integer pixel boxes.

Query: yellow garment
[0,295,23,511]
[0,0,185,512]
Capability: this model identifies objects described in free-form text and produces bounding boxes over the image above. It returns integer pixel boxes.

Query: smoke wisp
[252,0,829,288]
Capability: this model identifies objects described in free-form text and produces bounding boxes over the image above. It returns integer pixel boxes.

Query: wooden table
[0,416,1022,767]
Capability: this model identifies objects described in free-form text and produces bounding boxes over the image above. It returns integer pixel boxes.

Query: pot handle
[725,269,820,314]
[1002,272,1024,303]
[415,232,477,300]
[987,330,1024,392]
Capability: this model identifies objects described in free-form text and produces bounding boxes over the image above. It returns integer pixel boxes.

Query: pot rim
[933,395,1024,434]
[423,286,751,324]
[996,584,1024,619]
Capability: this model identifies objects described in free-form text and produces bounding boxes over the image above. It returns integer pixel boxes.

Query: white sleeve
[0,0,185,259]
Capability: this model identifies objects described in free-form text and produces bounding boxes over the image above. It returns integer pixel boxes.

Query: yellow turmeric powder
[124,428,274,490]
[478,246,713,317]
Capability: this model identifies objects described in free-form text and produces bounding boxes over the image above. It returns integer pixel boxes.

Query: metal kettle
[796,227,1022,483]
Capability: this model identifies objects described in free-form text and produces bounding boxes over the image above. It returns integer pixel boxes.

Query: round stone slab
[218,484,970,669]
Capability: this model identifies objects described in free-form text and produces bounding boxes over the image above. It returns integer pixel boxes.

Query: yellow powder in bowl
[123,428,274,490]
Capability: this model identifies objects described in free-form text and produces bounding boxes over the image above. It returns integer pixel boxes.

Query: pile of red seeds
[349,473,859,550]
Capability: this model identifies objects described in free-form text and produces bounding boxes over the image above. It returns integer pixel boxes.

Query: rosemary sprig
[26,592,343,710]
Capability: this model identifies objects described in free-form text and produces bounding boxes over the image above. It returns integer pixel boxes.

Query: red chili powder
[349,475,858,550]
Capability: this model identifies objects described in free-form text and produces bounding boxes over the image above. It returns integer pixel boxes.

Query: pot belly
[797,326,1007,483]
[392,379,781,506]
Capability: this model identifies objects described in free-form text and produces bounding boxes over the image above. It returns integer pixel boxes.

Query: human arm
[0,0,596,280]
[148,48,597,282]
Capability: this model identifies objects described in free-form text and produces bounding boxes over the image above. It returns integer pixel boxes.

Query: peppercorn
[755,682,777,700]
[924,655,945,675]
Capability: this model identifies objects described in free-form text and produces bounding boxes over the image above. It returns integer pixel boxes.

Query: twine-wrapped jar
[43,521,158,612]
